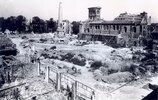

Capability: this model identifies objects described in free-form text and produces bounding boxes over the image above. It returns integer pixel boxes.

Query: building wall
[79,8,149,43]
[88,7,101,20]
[61,20,71,34]
[79,23,147,39]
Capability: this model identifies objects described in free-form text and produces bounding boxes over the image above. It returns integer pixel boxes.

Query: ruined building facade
[79,7,151,46]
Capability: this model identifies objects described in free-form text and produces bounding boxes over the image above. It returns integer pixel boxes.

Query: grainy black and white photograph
[0,0,158,100]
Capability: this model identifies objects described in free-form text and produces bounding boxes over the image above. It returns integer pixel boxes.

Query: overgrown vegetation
[0,16,57,33]
[92,48,158,83]
[41,50,86,66]
[0,56,25,87]
[90,61,102,70]
[0,35,18,56]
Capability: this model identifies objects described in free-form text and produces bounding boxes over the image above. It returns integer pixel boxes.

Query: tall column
[58,2,62,28]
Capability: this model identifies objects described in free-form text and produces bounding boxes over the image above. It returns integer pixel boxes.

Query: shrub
[70,55,86,66]
[41,53,50,59]
[102,72,133,83]
[0,36,17,56]
[90,61,102,70]
[60,53,86,66]
[0,36,14,49]
[50,46,56,50]
[93,69,102,81]
[61,53,75,61]
[29,39,35,42]
[21,36,28,39]
[99,67,108,75]
[40,38,47,43]
[107,69,118,75]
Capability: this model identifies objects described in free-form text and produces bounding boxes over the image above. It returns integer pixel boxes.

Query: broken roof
[89,20,140,25]
[88,7,101,9]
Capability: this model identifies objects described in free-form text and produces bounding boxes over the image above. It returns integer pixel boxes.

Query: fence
[38,61,95,100]
[16,50,96,100]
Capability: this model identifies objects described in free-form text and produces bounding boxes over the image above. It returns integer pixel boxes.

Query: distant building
[56,2,71,37]
[79,7,151,46]
[88,7,101,20]
[151,23,158,40]
[61,20,71,34]
[114,12,143,22]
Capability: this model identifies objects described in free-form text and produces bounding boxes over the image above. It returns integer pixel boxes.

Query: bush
[40,38,47,43]
[29,39,35,42]
[107,69,118,75]
[60,53,86,66]
[90,61,102,70]
[41,53,50,59]
[102,72,133,83]
[99,67,108,75]
[0,36,17,56]
[50,46,56,50]
[70,55,86,66]
[93,69,102,81]
[21,36,28,39]
[61,53,75,61]
[0,35,15,49]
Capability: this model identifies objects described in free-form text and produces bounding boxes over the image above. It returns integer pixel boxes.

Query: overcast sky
[0,0,158,22]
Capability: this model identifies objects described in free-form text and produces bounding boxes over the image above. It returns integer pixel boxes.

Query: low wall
[78,33,117,44]
[0,49,18,56]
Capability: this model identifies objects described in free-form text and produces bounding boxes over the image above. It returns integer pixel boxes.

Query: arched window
[95,26,97,29]
[124,27,127,33]
[98,25,100,29]
[117,25,119,30]
[113,25,115,30]
[133,27,136,33]
[104,25,106,30]
[140,26,142,33]
[87,28,90,32]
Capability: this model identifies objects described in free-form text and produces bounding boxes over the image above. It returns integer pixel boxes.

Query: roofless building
[79,7,151,47]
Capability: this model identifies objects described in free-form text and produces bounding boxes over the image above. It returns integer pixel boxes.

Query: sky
[0,0,158,22]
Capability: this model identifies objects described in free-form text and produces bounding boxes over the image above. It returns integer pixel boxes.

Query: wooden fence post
[56,73,61,91]
[37,61,40,76]
[28,54,31,63]
[45,66,50,83]
[91,91,95,100]
[72,81,77,100]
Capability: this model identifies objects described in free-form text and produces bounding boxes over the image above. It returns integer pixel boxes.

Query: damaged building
[78,7,151,47]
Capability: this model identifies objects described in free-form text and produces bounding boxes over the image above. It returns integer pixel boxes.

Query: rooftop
[88,7,101,9]
[88,20,139,25]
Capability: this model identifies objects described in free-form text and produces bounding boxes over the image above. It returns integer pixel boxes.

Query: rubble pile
[0,56,23,87]
[89,46,158,83]
[131,49,158,77]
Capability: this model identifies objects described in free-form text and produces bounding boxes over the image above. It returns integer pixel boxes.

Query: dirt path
[11,38,26,55]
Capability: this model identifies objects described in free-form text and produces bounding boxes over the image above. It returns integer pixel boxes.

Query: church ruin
[78,7,151,46]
